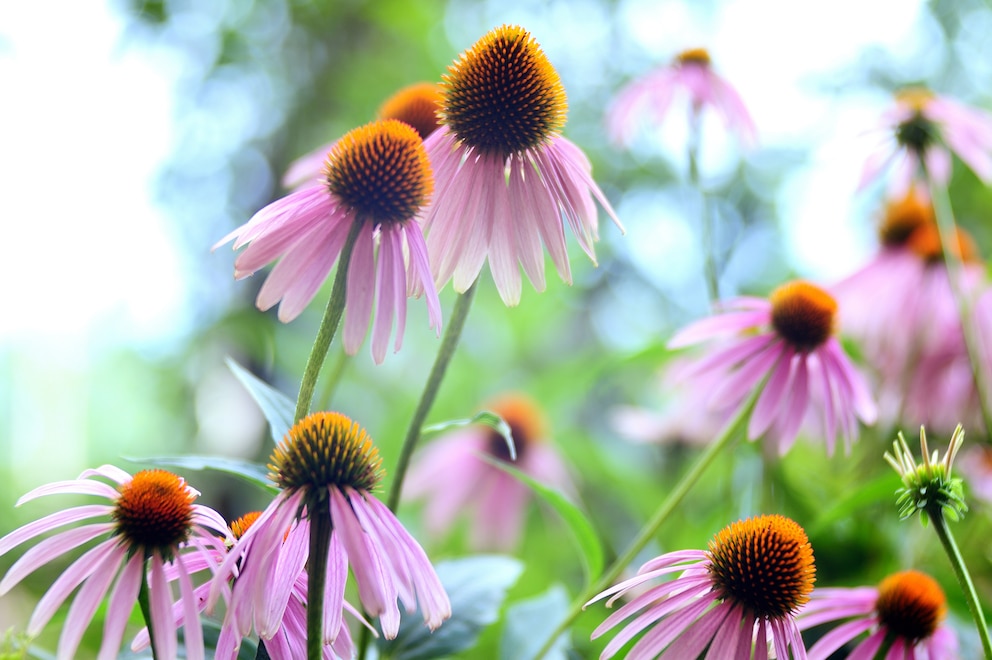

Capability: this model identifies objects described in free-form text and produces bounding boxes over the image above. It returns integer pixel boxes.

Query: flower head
[423,24,622,306]
[587,514,814,659]
[669,280,877,455]
[885,425,968,523]
[0,466,229,660]
[217,119,441,363]
[607,46,757,147]
[210,412,450,645]
[859,87,992,193]
[405,393,574,550]
[798,570,958,659]
[282,82,443,190]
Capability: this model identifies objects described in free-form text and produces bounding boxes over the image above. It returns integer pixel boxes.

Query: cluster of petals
[215,160,441,365]
[586,549,806,659]
[0,465,229,660]
[668,289,877,455]
[607,48,757,147]
[210,485,450,646]
[405,395,574,550]
[423,124,621,306]
[797,576,958,659]
[859,88,992,194]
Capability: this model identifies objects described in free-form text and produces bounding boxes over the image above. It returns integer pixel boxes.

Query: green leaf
[500,584,571,660]
[482,456,604,583]
[377,555,523,660]
[421,410,516,460]
[226,357,295,444]
[809,473,902,535]
[130,455,278,496]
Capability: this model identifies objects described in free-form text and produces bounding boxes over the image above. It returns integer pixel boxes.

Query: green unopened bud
[884,425,967,525]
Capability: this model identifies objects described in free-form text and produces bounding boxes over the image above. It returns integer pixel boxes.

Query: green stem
[294,220,364,423]
[688,106,719,304]
[927,179,992,438]
[533,391,756,659]
[307,495,333,660]
[927,507,992,659]
[137,555,158,660]
[385,281,479,512]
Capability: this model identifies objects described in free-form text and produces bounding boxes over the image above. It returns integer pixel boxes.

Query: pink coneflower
[216,119,441,364]
[209,412,450,646]
[859,87,992,193]
[283,82,443,190]
[133,510,368,660]
[669,280,878,455]
[0,466,230,660]
[959,443,992,507]
[422,24,622,306]
[405,393,573,550]
[587,514,815,659]
[798,570,958,659]
[607,47,757,147]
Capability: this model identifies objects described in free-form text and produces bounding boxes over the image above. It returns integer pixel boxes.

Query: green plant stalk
[927,506,992,659]
[137,555,158,660]
[533,390,756,659]
[385,280,479,512]
[318,348,351,411]
[688,106,720,304]
[294,220,364,423]
[307,494,333,660]
[927,179,992,438]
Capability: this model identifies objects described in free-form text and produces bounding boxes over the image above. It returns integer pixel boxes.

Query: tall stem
[927,179,992,437]
[688,105,719,304]
[137,556,159,660]
[533,391,755,659]
[385,281,479,512]
[294,220,364,422]
[307,497,333,660]
[927,507,992,659]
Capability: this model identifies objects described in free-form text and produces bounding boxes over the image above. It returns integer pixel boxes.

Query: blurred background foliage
[2,0,992,657]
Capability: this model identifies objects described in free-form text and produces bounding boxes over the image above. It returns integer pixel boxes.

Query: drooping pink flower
[834,201,988,434]
[209,412,450,646]
[670,280,878,455]
[282,82,443,190]
[405,393,574,551]
[422,24,622,306]
[0,466,230,660]
[133,510,370,660]
[586,514,815,659]
[216,119,441,364]
[859,87,992,194]
[607,47,757,147]
[797,570,958,660]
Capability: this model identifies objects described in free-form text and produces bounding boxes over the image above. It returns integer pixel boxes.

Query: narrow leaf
[421,410,516,460]
[482,456,604,583]
[226,357,295,444]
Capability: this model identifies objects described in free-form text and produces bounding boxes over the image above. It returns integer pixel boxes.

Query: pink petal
[1,523,114,593]
[342,221,376,355]
[150,555,178,660]
[58,544,125,659]
[98,552,144,660]
[16,480,120,506]
[28,539,119,635]
[668,309,769,348]
[0,504,112,561]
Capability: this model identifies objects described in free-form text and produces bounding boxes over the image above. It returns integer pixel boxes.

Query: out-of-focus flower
[859,87,992,194]
[669,280,877,455]
[283,82,443,190]
[0,466,230,660]
[607,47,757,147]
[209,412,450,647]
[216,119,441,363]
[423,24,622,305]
[586,514,814,659]
[835,199,987,433]
[405,393,573,550]
[959,442,992,507]
[798,570,958,659]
